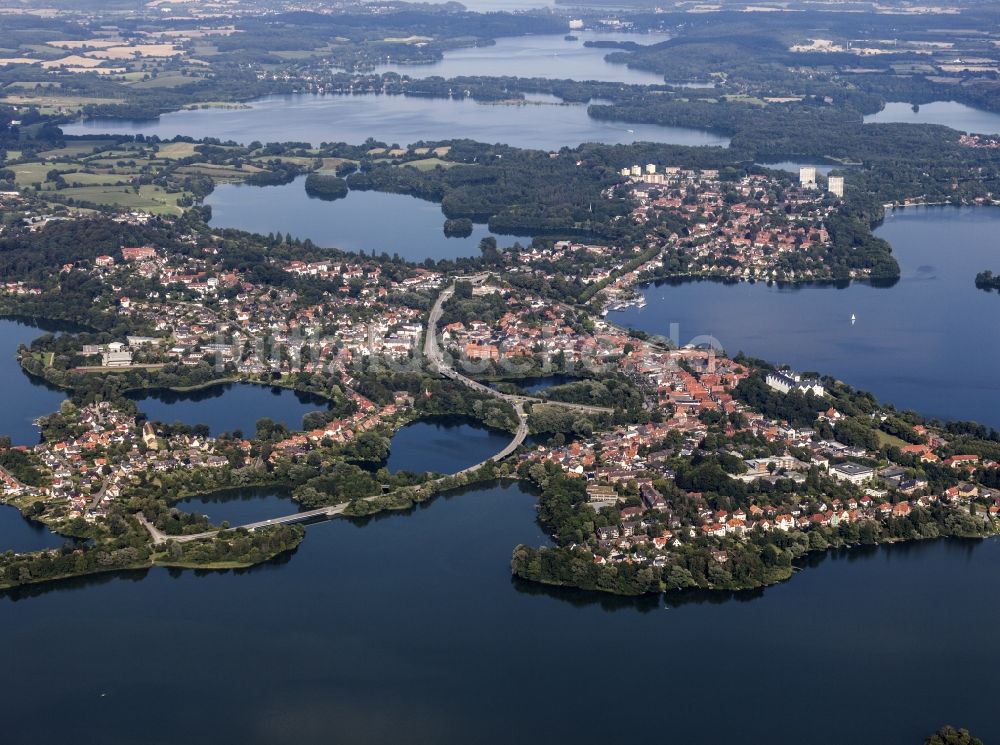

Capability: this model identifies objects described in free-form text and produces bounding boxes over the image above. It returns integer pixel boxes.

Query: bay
[0,318,75,446]
[608,205,1000,426]
[864,100,1000,134]
[386,416,513,474]
[1,480,998,745]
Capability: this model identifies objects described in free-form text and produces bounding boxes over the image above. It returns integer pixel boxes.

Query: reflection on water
[864,100,1000,134]
[1,480,999,744]
[129,383,329,436]
[375,31,671,85]
[206,176,524,260]
[64,92,731,150]
[610,206,1000,426]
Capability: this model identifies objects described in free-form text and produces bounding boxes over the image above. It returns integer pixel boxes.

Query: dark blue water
[63,92,730,150]
[173,487,302,526]
[489,374,578,393]
[609,205,1000,426]
[206,177,524,260]
[864,101,1000,134]
[1,480,998,745]
[129,383,329,436]
[0,318,73,445]
[386,417,513,474]
[0,503,66,554]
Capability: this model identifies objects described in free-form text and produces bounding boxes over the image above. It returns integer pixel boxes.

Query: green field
[53,184,188,215]
[61,172,132,186]
[128,74,194,90]
[13,161,75,186]
[156,142,199,159]
[37,140,110,158]
[177,163,264,179]
[875,430,909,450]
[400,157,459,171]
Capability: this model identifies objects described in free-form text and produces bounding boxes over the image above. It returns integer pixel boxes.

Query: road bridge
[138,280,610,547]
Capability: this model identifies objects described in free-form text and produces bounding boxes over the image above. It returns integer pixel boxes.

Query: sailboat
[851,313,857,325]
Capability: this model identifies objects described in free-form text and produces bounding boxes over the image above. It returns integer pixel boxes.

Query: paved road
[138,279,608,547]
[425,281,612,416]
[141,503,352,545]
[0,465,29,491]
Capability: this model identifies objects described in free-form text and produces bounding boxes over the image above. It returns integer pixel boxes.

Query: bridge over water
[140,280,610,546]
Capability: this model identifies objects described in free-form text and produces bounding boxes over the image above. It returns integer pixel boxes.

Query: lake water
[609,205,1000,427]
[0,318,74,445]
[174,487,301,526]
[63,92,730,150]
[0,503,66,554]
[864,101,1000,134]
[2,479,999,745]
[489,373,578,393]
[386,417,513,473]
[375,31,671,85]
[206,176,525,260]
[129,383,329,436]
[458,0,554,9]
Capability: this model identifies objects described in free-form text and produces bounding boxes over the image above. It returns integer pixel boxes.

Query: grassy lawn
[401,157,459,171]
[128,74,192,89]
[37,140,109,158]
[0,94,121,112]
[61,172,133,186]
[156,142,199,159]
[875,430,909,449]
[55,184,187,215]
[190,43,220,57]
[13,161,75,186]
[5,80,62,89]
[176,163,264,179]
[248,155,317,168]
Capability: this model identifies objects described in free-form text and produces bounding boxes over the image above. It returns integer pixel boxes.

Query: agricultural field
[51,183,188,215]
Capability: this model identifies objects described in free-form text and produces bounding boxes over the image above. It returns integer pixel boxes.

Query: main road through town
[141,279,610,545]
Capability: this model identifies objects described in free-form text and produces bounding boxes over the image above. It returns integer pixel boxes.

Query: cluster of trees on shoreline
[511,459,992,597]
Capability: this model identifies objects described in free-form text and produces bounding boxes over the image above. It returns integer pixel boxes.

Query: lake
[0,503,66,554]
[375,31,671,85]
[63,92,730,150]
[174,487,302,526]
[489,373,579,393]
[129,383,329,437]
[386,416,513,473]
[864,101,1000,134]
[0,318,75,445]
[609,205,1000,427]
[206,176,525,260]
[2,479,998,745]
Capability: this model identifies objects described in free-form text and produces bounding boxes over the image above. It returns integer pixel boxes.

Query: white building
[829,462,875,485]
[799,166,817,189]
[828,175,845,197]
[645,164,657,174]
[102,350,133,367]
[766,370,825,397]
